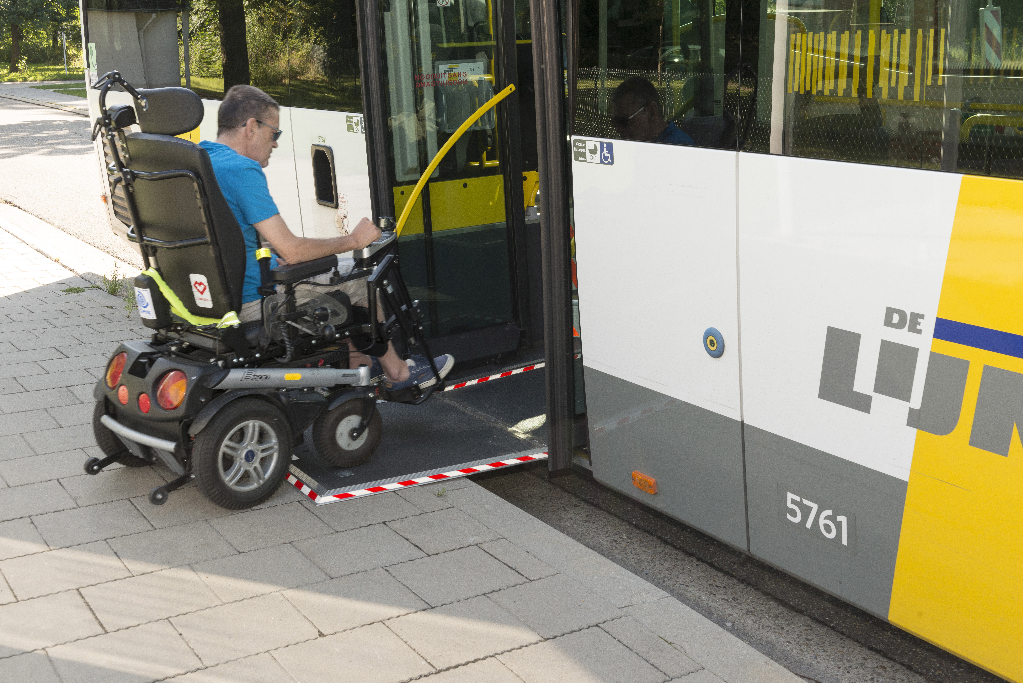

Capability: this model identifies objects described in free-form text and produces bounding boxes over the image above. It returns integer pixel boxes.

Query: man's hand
[349,217,381,249]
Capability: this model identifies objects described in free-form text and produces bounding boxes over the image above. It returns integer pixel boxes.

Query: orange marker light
[117,385,129,405]
[631,471,657,495]
[156,370,187,410]
[105,352,127,389]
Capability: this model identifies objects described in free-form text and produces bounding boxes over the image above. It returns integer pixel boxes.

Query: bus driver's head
[611,77,666,143]
[217,85,281,168]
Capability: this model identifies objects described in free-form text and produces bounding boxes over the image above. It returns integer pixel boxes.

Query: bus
[81,0,1023,679]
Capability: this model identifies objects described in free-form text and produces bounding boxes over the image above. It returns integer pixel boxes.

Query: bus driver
[199,85,454,392]
[611,76,695,146]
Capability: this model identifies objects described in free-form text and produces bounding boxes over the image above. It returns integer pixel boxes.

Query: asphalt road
[0,87,1003,683]
[0,83,142,269]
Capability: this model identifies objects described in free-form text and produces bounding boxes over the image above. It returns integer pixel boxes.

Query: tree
[293,0,359,84]
[1,0,44,71]
[0,0,77,71]
[217,0,250,88]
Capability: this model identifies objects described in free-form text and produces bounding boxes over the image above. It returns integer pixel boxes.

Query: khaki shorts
[238,277,369,325]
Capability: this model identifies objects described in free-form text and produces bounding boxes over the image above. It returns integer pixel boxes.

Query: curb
[0,203,140,285]
[0,90,88,116]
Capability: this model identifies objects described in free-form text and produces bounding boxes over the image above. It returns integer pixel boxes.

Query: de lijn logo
[819,306,1023,457]
[572,139,614,165]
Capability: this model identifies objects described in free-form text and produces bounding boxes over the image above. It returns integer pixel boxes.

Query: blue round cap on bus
[703,327,724,358]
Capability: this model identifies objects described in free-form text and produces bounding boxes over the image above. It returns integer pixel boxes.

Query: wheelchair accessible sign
[573,139,614,165]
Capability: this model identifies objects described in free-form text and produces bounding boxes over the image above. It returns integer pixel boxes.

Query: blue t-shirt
[200,141,280,304]
[655,122,695,146]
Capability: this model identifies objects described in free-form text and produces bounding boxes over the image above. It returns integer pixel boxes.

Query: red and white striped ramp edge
[592,397,680,436]
[287,451,548,505]
[443,361,545,391]
[438,354,580,392]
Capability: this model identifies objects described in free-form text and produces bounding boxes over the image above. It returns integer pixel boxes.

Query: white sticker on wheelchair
[134,287,157,320]
[189,274,213,308]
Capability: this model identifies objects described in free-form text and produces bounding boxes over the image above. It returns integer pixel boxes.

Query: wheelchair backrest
[122,88,246,318]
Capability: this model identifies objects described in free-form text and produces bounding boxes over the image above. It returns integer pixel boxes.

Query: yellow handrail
[395,83,516,237]
[961,114,1023,140]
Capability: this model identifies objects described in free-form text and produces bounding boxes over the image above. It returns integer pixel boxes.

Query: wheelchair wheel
[312,400,382,468]
[92,401,149,468]
[192,398,292,509]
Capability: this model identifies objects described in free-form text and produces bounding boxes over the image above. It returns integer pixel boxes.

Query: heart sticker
[189,273,214,308]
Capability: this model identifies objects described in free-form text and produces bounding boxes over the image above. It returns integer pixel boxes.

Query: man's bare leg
[348,341,410,382]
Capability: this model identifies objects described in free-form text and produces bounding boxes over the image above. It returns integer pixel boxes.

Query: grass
[99,266,139,318]
[0,64,84,83]
[31,82,87,98]
[186,75,362,112]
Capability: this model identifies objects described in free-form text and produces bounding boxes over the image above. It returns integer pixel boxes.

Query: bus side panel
[737,153,960,617]
[889,175,1023,682]
[584,367,747,548]
[573,140,747,549]
[88,88,135,242]
[290,109,372,240]
[742,427,908,618]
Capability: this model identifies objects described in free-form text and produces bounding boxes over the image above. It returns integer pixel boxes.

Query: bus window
[84,0,181,88]
[282,0,363,112]
[180,0,362,112]
[573,0,741,149]
[749,0,1023,180]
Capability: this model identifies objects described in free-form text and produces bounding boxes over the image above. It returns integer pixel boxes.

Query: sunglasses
[256,119,283,141]
[611,104,647,129]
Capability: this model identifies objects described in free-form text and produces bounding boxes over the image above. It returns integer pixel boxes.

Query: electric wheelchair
[86,72,444,509]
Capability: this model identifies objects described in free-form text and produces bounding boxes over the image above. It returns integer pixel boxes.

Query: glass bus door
[376,0,538,364]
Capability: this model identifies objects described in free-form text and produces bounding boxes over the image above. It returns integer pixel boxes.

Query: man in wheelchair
[86,72,450,510]
[202,85,453,392]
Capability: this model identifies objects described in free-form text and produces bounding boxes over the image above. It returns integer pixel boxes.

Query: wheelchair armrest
[271,255,338,285]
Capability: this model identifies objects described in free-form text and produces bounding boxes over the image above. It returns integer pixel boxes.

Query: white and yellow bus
[81,0,1023,678]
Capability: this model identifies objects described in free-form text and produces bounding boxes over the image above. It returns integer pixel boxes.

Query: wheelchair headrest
[134,87,204,136]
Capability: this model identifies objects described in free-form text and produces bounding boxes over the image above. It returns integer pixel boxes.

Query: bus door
[570,0,752,549]
[283,0,548,501]
[373,0,540,364]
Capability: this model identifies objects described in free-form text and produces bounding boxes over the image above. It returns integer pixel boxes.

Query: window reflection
[750,0,1023,178]
[573,0,1023,178]
[178,0,362,112]
[383,0,502,182]
[574,0,742,149]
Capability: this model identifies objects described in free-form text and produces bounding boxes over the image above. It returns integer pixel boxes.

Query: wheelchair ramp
[287,360,548,504]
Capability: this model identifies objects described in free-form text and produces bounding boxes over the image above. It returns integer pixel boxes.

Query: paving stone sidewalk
[0,217,803,683]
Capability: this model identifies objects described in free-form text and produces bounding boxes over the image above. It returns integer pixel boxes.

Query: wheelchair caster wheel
[84,457,103,475]
[149,486,169,505]
[312,399,382,468]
